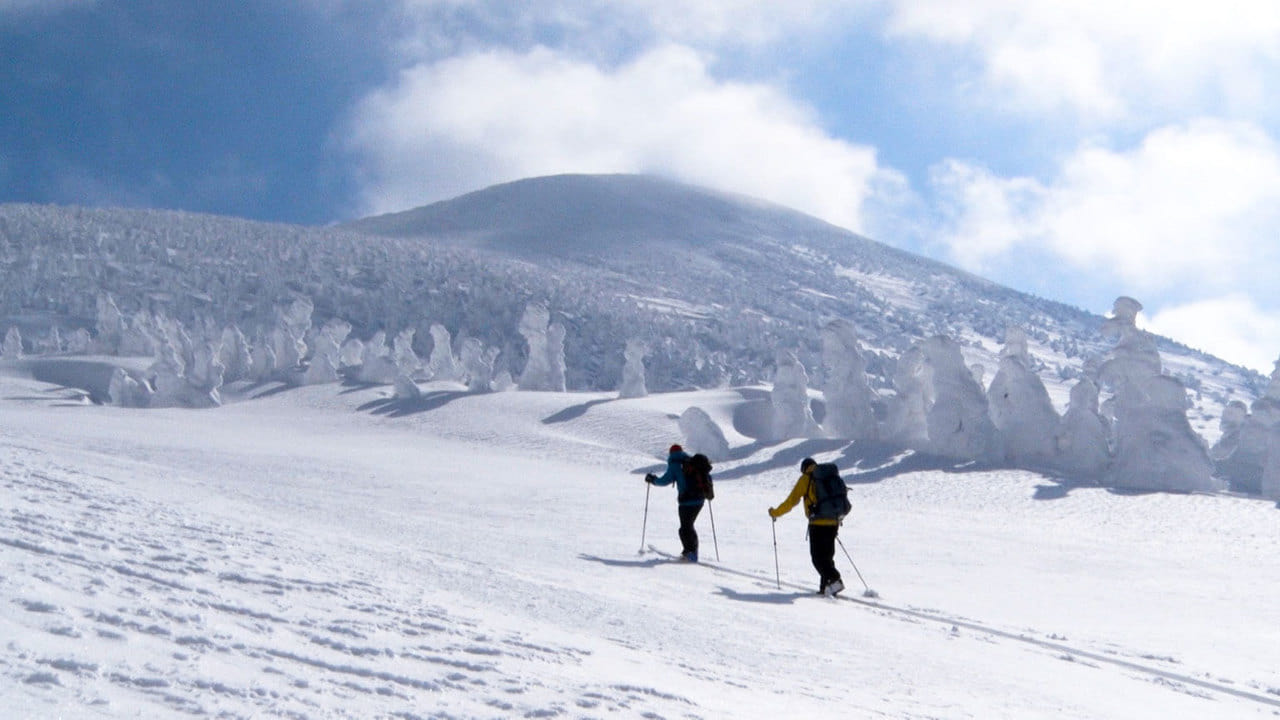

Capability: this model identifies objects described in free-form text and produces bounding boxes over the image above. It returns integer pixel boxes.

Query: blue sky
[5,1,1280,373]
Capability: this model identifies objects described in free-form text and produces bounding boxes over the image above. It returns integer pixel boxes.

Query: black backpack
[679,453,715,502]
[808,462,851,520]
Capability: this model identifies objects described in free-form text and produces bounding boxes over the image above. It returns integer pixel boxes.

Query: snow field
[3,371,1280,718]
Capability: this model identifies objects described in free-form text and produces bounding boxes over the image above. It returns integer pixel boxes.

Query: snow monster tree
[1097,297,1218,492]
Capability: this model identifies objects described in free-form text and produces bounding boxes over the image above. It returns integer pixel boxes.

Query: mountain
[345,173,879,258]
[344,173,1262,439]
[0,174,1263,438]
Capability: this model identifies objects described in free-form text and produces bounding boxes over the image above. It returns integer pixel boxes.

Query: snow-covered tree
[264,296,313,376]
[884,344,931,449]
[249,329,278,382]
[2,326,22,359]
[425,324,463,382]
[885,335,998,461]
[1054,378,1111,479]
[281,296,314,341]
[94,293,125,354]
[1216,357,1280,494]
[108,367,151,408]
[269,325,304,374]
[492,370,516,392]
[918,335,1000,462]
[459,337,497,393]
[987,327,1059,467]
[186,339,225,402]
[218,325,253,382]
[321,318,352,350]
[393,328,421,378]
[820,319,876,441]
[65,328,91,354]
[357,330,399,384]
[517,303,567,391]
[146,339,187,408]
[679,406,730,460]
[118,312,159,357]
[1097,297,1218,492]
[41,327,63,354]
[302,326,343,385]
[1210,400,1250,484]
[618,338,648,399]
[339,336,365,368]
[770,350,820,441]
[547,322,567,392]
[393,373,422,400]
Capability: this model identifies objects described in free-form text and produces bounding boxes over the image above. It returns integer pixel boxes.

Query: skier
[768,457,844,596]
[645,444,703,562]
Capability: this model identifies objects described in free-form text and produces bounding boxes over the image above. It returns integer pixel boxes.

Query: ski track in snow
[644,546,1280,712]
[0,446,684,718]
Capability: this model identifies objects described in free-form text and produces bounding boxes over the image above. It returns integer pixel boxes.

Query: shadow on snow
[543,397,614,424]
[714,586,811,605]
[357,390,470,418]
[577,554,670,570]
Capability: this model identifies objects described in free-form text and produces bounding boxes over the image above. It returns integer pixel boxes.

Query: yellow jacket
[768,470,840,527]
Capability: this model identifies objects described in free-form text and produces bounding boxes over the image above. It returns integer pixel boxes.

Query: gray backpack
[808,463,851,520]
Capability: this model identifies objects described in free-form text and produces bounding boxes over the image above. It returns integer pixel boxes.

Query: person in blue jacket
[645,444,703,562]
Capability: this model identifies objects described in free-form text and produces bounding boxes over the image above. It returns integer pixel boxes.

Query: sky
[4,1,1280,373]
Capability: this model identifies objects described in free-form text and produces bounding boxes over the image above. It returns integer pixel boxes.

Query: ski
[646,544,879,599]
[645,545,711,566]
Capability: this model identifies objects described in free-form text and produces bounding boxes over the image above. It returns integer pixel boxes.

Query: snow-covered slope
[344,173,873,257]
[3,367,1280,718]
[1,175,1262,410]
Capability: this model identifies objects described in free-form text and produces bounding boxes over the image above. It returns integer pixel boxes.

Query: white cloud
[388,0,870,51]
[1145,296,1280,374]
[927,159,1045,270]
[931,119,1280,298]
[343,44,898,230]
[605,0,867,47]
[884,0,1280,119]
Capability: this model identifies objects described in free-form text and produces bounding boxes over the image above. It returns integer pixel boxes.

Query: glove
[768,507,778,519]
[645,473,656,484]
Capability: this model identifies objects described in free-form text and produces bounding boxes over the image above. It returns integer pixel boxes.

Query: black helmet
[800,457,816,472]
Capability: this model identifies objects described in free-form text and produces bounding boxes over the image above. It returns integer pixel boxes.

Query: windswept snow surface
[3,365,1280,718]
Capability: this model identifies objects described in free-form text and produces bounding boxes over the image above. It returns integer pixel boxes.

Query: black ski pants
[678,503,702,556]
[808,524,842,590]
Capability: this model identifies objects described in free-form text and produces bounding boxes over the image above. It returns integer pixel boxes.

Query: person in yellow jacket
[768,457,844,596]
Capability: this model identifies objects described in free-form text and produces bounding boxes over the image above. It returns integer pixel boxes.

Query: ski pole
[639,480,652,554]
[771,518,781,589]
[706,500,720,561]
[836,535,879,598]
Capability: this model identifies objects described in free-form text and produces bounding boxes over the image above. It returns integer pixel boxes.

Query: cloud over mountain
[343,45,897,233]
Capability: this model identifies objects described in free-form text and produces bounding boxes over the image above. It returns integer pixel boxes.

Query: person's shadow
[578,554,669,569]
[357,390,468,417]
[544,397,613,424]
[714,586,810,605]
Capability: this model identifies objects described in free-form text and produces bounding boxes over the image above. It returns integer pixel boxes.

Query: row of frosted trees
[757,296,1278,498]
[1,293,571,408]
[5,291,1277,498]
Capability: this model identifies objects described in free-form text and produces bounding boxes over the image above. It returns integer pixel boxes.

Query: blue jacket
[651,450,704,507]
